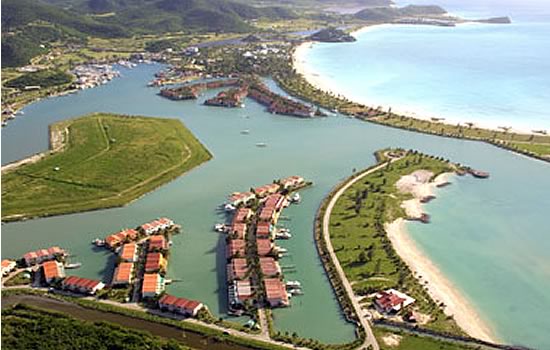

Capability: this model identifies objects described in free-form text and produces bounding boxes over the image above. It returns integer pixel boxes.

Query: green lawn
[2,113,212,221]
[329,150,463,334]
[374,328,478,350]
[1,304,189,350]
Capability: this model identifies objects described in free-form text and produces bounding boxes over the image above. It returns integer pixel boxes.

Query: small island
[308,28,356,43]
[1,113,212,221]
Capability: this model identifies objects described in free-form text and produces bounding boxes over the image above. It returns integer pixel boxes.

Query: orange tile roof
[259,257,279,276]
[227,258,248,280]
[227,239,246,258]
[145,252,165,272]
[142,273,162,294]
[113,262,133,284]
[120,243,137,261]
[256,239,272,256]
[2,259,14,268]
[42,261,62,281]
[148,235,167,251]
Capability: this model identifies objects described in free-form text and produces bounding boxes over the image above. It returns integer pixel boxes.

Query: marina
[2,63,550,347]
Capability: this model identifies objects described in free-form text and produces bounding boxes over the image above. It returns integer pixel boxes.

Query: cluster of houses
[71,64,120,90]
[204,86,248,108]
[225,176,308,314]
[247,81,318,118]
[159,79,239,101]
[22,246,67,267]
[104,218,175,249]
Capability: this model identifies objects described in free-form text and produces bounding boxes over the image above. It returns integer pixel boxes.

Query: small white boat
[224,203,236,212]
[240,129,250,134]
[255,142,267,148]
[275,232,292,239]
[276,247,288,254]
[290,193,301,203]
[92,239,105,247]
[286,280,301,288]
[65,262,82,269]
[278,228,290,233]
[214,223,227,232]
[289,288,304,296]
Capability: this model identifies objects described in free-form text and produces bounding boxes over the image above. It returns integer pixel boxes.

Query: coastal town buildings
[148,235,168,252]
[142,273,165,298]
[229,279,254,311]
[23,246,66,266]
[119,243,138,262]
[256,221,272,239]
[228,192,256,207]
[227,258,248,281]
[158,294,204,317]
[145,252,167,273]
[1,259,16,276]
[264,278,289,307]
[257,239,273,256]
[226,239,246,258]
[41,260,65,284]
[259,257,281,277]
[105,229,139,249]
[62,276,105,295]
[139,218,174,235]
[112,262,134,286]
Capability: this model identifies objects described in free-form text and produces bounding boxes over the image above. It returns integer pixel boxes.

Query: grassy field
[2,113,212,221]
[328,150,463,334]
[374,327,479,350]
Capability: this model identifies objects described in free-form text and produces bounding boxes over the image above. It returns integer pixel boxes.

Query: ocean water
[1,64,550,347]
[302,0,550,131]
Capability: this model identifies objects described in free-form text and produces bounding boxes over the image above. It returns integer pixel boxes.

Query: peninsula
[1,113,212,221]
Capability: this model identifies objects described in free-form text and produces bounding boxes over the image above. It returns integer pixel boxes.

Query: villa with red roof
[259,207,276,223]
[42,260,65,284]
[229,279,254,310]
[256,222,272,238]
[159,294,204,317]
[264,278,289,307]
[142,273,165,298]
[119,243,138,262]
[62,276,105,295]
[280,176,305,189]
[256,239,273,256]
[139,218,174,235]
[112,262,134,286]
[23,246,66,266]
[145,252,167,273]
[226,239,246,259]
[374,289,416,314]
[228,223,247,239]
[263,194,286,211]
[259,257,280,277]
[2,259,16,276]
[228,192,255,207]
[227,258,248,281]
[254,183,280,197]
[105,229,139,249]
[148,235,167,252]
[233,208,252,223]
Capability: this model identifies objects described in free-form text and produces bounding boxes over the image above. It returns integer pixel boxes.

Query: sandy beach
[385,171,498,342]
[292,29,534,134]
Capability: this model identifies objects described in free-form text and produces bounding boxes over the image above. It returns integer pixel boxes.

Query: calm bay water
[1,64,549,348]
[303,1,550,131]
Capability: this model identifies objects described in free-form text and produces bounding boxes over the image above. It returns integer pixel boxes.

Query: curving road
[322,157,400,350]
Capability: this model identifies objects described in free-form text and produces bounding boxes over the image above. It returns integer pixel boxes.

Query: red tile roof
[256,239,272,256]
[113,262,133,284]
[227,258,248,280]
[63,276,103,291]
[227,239,246,258]
[148,235,167,251]
[142,273,162,294]
[264,278,288,305]
[119,243,137,261]
[259,207,275,221]
[42,261,62,281]
[256,222,271,237]
[375,291,406,311]
[145,252,165,272]
[259,257,280,276]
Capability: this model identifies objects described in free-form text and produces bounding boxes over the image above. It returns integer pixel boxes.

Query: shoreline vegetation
[1,113,212,222]
[288,40,550,162]
[313,148,513,348]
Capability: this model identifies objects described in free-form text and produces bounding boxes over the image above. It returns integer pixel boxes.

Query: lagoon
[1,64,549,348]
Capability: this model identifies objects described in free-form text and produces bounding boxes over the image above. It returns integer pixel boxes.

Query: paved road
[322,158,399,350]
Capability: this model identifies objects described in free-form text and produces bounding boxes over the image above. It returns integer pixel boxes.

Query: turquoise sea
[2,3,550,347]
[303,0,550,131]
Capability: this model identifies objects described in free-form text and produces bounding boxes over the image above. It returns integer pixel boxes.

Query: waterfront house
[227,258,248,281]
[142,273,165,298]
[259,257,281,277]
[256,222,272,239]
[374,289,416,314]
[148,235,167,252]
[229,223,247,240]
[105,229,139,249]
[280,176,305,189]
[263,193,286,211]
[1,259,16,276]
[23,246,66,266]
[226,239,246,259]
[259,207,276,223]
[159,294,204,317]
[139,218,174,235]
[228,192,256,207]
[254,183,280,198]
[112,262,134,286]
[256,239,273,256]
[229,279,254,309]
[145,252,167,273]
[42,260,65,284]
[62,276,105,295]
[119,243,138,263]
[233,208,253,223]
[264,278,289,307]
